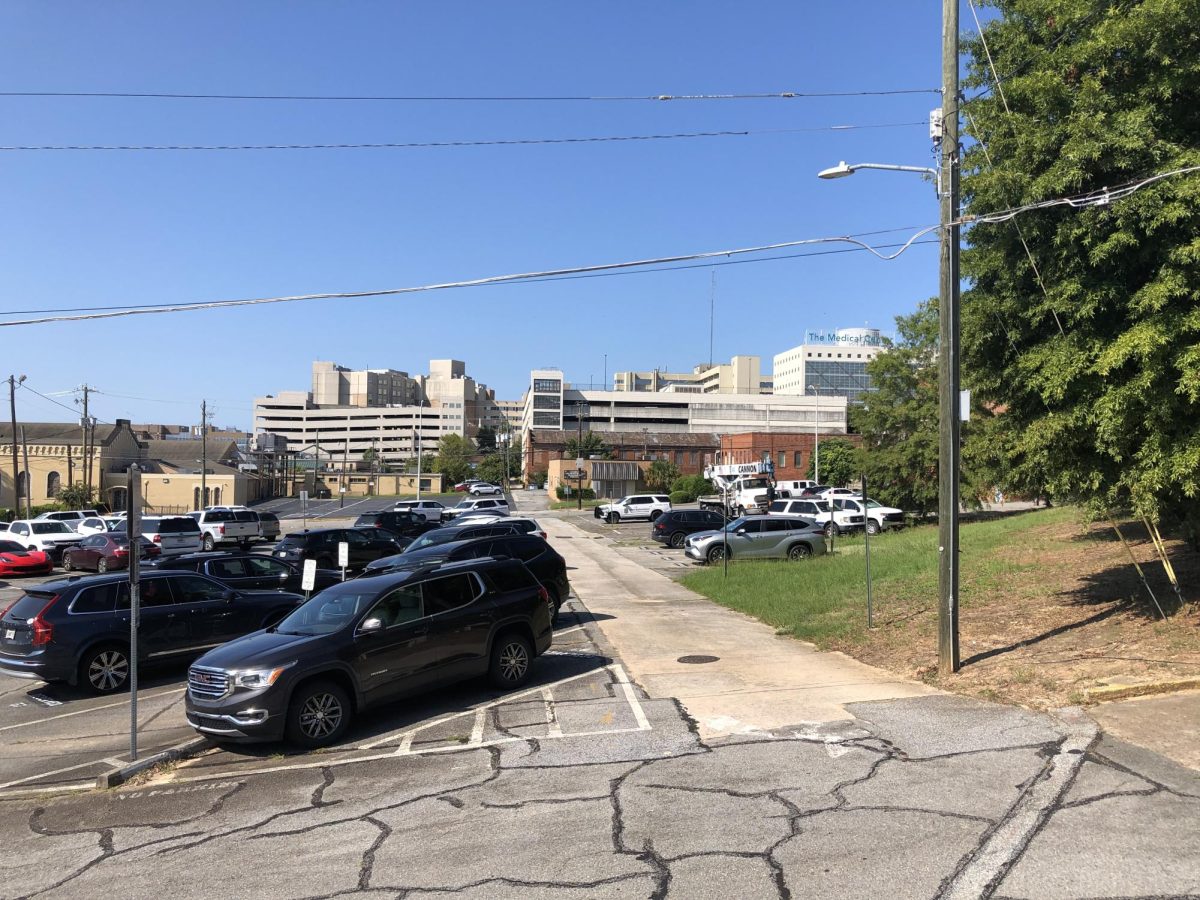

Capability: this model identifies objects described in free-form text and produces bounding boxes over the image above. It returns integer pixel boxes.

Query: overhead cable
[0,122,926,153]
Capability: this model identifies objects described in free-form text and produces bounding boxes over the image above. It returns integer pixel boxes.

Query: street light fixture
[815,0,959,675]
[808,385,821,484]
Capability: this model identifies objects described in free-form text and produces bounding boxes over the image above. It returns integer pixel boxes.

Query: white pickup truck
[189,507,260,551]
[830,496,907,535]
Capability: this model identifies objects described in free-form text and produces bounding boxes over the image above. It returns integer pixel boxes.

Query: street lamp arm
[817,160,937,179]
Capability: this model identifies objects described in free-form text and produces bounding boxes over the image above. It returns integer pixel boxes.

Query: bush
[555,485,595,501]
[669,490,688,505]
[669,475,714,503]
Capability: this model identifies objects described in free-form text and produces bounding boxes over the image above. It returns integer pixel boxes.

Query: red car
[63,533,161,573]
[0,540,53,576]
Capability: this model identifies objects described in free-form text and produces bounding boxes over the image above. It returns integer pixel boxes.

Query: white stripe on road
[0,687,186,732]
[611,664,651,732]
[468,707,487,746]
[541,687,563,739]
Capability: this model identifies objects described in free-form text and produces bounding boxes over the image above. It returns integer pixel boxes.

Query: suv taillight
[30,596,58,646]
[152,535,162,543]
[537,585,550,609]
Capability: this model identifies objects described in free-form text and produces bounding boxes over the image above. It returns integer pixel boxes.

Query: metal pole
[938,0,962,673]
[415,424,422,500]
[340,425,348,508]
[81,385,90,497]
[863,473,874,628]
[20,426,31,519]
[810,386,821,483]
[127,465,141,761]
[576,405,584,510]
[7,376,20,512]
[200,400,207,508]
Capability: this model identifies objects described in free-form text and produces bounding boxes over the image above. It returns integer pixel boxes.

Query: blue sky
[1,2,955,430]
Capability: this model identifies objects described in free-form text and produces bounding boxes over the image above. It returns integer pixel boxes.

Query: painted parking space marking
[28,692,63,708]
[0,686,186,732]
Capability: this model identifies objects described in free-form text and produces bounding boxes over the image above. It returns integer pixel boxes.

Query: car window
[738,520,765,534]
[422,573,479,615]
[233,511,258,523]
[0,540,24,552]
[366,585,423,628]
[344,530,370,545]
[509,537,543,562]
[158,518,201,534]
[655,496,670,503]
[204,510,234,523]
[245,557,289,577]
[12,523,28,536]
[768,501,788,513]
[765,519,792,532]
[209,558,248,579]
[138,578,176,608]
[170,574,228,603]
[32,522,72,535]
[259,513,279,524]
[486,563,538,593]
[82,518,103,529]
[71,583,122,614]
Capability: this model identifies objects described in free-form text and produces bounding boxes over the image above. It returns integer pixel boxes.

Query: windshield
[31,522,72,535]
[863,499,883,509]
[405,530,459,552]
[0,540,26,553]
[274,584,381,636]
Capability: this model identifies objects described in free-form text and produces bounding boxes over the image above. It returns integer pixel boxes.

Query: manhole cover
[676,655,720,664]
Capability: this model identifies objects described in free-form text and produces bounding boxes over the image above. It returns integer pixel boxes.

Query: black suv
[363,534,571,620]
[353,510,433,539]
[184,557,554,747]
[0,572,306,694]
[402,521,530,555]
[651,509,728,548]
[273,528,404,571]
[147,552,342,593]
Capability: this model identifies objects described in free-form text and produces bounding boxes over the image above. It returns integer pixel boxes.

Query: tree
[57,482,96,510]
[505,435,523,479]
[475,453,507,484]
[361,447,388,473]
[644,459,680,493]
[564,432,610,460]
[475,426,496,453]
[434,434,475,485]
[807,438,859,489]
[960,1,1200,542]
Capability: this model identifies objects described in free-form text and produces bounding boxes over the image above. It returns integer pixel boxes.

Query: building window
[778,451,786,470]
[690,450,698,465]
[533,379,562,393]
[794,451,803,467]
[194,487,202,509]
[46,471,61,498]
[533,395,561,410]
[16,470,28,500]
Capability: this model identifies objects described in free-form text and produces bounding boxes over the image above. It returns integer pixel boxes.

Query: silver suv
[684,514,826,564]
[595,495,671,525]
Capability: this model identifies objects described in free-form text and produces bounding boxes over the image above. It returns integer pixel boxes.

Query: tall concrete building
[255,359,497,471]
[612,355,772,395]
[773,328,885,403]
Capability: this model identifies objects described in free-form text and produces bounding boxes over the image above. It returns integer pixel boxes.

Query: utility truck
[698,462,775,516]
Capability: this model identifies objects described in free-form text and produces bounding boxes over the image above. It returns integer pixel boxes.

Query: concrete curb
[1085,677,1200,704]
[96,736,212,790]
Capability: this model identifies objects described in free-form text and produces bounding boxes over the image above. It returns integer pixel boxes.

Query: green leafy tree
[961,0,1200,542]
[57,482,96,510]
[505,436,523,479]
[644,459,681,493]
[434,434,475,485]
[806,438,860,489]
[669,474,714,502]
[475,453,507,484]
[475,426,496,453]
[564,431,610,460]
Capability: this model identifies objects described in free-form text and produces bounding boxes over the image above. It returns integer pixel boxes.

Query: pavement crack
[357,815,392,891]
[479,794,611,810]
[312,766,337,806]
[139,692,186,730]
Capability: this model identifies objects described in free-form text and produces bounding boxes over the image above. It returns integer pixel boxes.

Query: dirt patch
[832,515,1200,710]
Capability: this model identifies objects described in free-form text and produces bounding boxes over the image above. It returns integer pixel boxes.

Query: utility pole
[20,425,31,518]
[340,425,349,508]
[7,375,23,511]
[414,424,422,501]
[79,384,91,497]
[577,405,587,511]
[937,0,962,674]
[810,386,821,483]
[200,400,208,509]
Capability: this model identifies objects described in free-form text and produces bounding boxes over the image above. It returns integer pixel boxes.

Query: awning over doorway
[589,461,640,481]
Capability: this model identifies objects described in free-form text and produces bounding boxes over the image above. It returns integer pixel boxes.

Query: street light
[816,0,959,674]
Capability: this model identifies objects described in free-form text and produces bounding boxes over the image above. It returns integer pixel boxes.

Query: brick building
[524,430,720,479]
[719,432,862,483]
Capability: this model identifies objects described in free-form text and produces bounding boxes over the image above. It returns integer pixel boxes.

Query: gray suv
[684,514,826,564]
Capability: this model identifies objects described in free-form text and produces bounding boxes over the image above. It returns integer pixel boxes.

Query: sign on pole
[299,489,309,503]
[301,558,317,595]
[338,540,349,580]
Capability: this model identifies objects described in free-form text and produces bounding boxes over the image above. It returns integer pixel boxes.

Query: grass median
[680,507,1072,646]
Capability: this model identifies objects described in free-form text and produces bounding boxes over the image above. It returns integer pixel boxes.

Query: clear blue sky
[1,2,955,430]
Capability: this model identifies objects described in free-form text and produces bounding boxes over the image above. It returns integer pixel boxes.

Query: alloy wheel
[498,641,530,683]
[298,691,344,739]
[97,558,108,573]
[88,650,129,692]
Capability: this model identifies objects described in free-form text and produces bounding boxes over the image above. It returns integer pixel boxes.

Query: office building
[773,327,885,402]
[612,355,772,395]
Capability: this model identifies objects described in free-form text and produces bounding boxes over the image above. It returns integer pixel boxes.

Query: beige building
[612,355,773,395]
[1,420,259,515]
[773,327,885,402]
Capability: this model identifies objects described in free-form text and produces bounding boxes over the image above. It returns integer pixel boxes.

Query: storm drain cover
[676,655,720,664]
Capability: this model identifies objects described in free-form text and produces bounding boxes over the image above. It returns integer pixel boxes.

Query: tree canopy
[564,432,610,460]
[807,438,859,489]
[644,459,681,493]
[961,0,1200,540]
[434,434,475,485]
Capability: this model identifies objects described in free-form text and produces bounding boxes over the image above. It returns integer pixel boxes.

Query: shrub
[669,475,714,503]
[669,490,688,505]
[555,485,595,501]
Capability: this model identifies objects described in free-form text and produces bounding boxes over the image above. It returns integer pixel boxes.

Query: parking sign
[301,559,317,592]
[338,541,349,568]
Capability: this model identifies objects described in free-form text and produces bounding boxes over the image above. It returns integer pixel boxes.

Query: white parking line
[0,687,186,732]
[541,688,563,739]
[311,497,376,519]
[468,707,487,746]
[611,664,651,731]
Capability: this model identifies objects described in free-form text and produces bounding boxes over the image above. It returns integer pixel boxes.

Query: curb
[1085,678,1200,704]
[95,736,212,790]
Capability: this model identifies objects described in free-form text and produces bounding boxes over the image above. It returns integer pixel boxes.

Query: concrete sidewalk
[544,516,937,738]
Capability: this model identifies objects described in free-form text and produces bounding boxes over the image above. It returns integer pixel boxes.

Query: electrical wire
[0,121,926,153]
[0,88,941,103]
[0,228,943,328]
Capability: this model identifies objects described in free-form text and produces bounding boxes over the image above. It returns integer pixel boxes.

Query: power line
[0,88,941,103]
[0,228,944,328]
[0,121,926,153]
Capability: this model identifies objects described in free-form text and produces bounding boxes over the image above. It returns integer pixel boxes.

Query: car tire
[79,643,130,695]
[866,520,881,536]
[706,544,727,564]
[824,521,839,537]
[202,534,216,552]
[62,555,75,572]
[649,509,662,522]
[788,543,813,561]
[606,512,620,525]
[97,557,109,573]
[669,531,687,549]
[546,585,563,624]
[285,680,352,748]
[489,630,534,689]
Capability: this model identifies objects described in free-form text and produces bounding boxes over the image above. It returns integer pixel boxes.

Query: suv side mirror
[221,589,238,602]
[735,528,747,535]
[359,617,383,634]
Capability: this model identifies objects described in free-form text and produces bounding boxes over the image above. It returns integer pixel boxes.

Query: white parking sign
[338,541,349,568]
[301,559,317,592]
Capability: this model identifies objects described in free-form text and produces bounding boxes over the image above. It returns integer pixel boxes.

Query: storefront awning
[589,461,641,481]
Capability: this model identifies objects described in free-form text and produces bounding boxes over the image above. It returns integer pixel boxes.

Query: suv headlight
[233,663,294,688]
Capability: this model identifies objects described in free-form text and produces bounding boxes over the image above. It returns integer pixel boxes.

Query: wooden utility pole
[7,375,21,511]
[79,384,93,496]
[937,0,962,674]
[20,425,31,518]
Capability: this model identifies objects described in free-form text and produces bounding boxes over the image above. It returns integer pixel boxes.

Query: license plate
[3,630,14,640]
